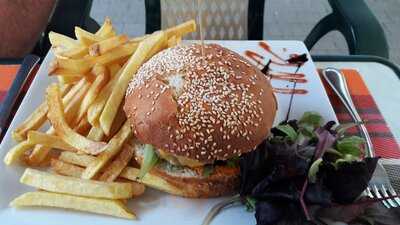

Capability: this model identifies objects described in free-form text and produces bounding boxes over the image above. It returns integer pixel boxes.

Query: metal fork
[322,68,400,208]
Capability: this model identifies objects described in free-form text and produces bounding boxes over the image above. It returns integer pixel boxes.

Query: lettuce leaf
[138,144,159,179]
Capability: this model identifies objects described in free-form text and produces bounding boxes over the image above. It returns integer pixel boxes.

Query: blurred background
[89,0,400,64]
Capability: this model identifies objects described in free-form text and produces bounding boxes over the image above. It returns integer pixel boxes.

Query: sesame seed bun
[124,43,277,164]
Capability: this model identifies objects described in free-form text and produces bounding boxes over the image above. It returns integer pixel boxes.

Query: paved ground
[90,0,400,65]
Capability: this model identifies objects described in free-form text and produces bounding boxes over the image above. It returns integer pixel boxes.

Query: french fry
[91,63,108,77]
[130,35,148,43]
[120,167,184,196]
[95,17,115,38]
[52,19,115,60]
[11,103,48,142]
[57,75,82,85]
[75,27,104,46]
[89,42,138,66]
[176,35,182,44]
[36,150,59,167]
[165,19,196,39]
[51,159,84,178]
[73,116,91,135]
[52,157,146,196]
[49,65,81,77]
[3,141,33,165]
[89,35,129,56]
[27,131,77,152]
[59,81,92,141]
[87,63,125,126]
[100,31,166,135]
[167,35,179,47]
[145,33,169,62]
[58,151,179,196]
[12,84,72,142]
[64,81,92,125]
[108,63,122,78]
[20,168,135,199]
[59,151,95,167]
[107,106,126,140]
[76,66,109,122]
[10,191,136,219]
[81,122,132,179]
[48,31,78,49]
[56,45,87,59]
[87,64,126,126]
[99,144,134,182]
[28,77,89,170]
[87,126,104,141]
[28,136,53,166]
[51,57,91,74]
[46,84,106,155]
[52,41,138,74]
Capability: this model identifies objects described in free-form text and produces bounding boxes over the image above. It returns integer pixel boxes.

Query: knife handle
[0,54,40,142]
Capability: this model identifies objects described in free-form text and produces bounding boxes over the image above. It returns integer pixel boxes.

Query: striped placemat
[0,65,19,103]
[321,69,400,158]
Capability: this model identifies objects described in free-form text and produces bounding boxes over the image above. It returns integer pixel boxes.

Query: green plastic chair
[304,0,389,58]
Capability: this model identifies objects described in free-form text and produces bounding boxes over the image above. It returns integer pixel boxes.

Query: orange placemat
[321,69,400,159]
[0,65,19,102]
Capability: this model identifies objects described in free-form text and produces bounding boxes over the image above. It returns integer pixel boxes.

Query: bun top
[124,43,277,163]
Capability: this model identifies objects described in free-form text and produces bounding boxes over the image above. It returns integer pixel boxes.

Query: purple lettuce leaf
[239,140,270,196]
[317,157,379,204]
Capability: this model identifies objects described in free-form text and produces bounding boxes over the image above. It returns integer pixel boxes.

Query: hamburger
[124,43,277,198]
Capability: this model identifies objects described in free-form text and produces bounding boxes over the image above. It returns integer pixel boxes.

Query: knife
[0,54,40,142]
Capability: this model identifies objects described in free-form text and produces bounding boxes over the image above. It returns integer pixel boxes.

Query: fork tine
[372,185,391,208]
[380,185,398,207]
[387,185,400,206]
[365,187,374,198]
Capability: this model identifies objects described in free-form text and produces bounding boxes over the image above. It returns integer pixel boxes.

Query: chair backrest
[145,0,265,40]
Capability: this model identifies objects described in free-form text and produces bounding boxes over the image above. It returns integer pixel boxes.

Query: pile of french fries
[4,18,195,219]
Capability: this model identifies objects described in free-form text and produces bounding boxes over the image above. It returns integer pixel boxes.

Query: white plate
[0,41,337,225]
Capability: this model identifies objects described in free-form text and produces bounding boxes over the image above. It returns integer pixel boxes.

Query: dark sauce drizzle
[244,41,309,121]
[244,42,309,95]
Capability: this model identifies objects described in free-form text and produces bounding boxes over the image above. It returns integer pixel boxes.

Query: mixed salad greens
[203,111,382,225]
[238,111,379,225]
